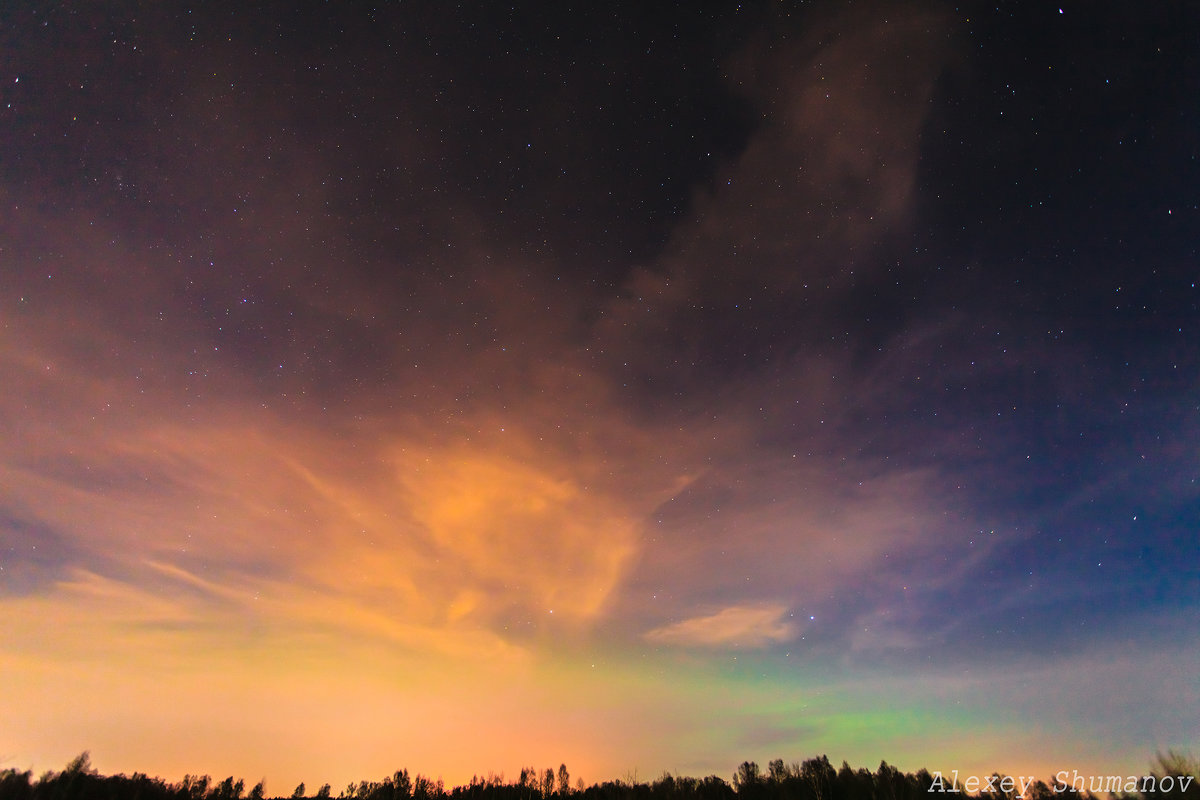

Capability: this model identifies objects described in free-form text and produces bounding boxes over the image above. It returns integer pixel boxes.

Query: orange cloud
[397,446,638,623]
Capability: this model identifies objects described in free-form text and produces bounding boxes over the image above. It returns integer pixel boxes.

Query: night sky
[2,0,1198,790]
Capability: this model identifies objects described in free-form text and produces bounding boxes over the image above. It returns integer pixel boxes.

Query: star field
[1,0,1198,791]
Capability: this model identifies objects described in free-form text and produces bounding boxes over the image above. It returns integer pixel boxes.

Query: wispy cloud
[644,604,794,648]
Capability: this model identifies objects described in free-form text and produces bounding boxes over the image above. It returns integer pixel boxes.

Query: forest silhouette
[2,752,1196,800]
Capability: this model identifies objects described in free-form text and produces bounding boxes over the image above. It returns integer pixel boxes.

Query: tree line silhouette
[2,752,1196,800]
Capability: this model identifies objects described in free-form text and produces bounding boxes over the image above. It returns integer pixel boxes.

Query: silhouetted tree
[6,750,1191,800]
[877,761,918,800]
[1150,752,1200,800]
[394,772,413,800]
[733,763,761,795]
[0,769,34,800]
[836,761,877,800]
[63,756,93,778]
[412,775,442,800]
[210,778,245,800]
[697,775,735,800]
[799,757,835,800]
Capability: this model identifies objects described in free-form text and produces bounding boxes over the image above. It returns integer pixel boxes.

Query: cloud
[0,1,973,673]
[598,4,955,347]
[397,446,638,622]
[644,604,795,648]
